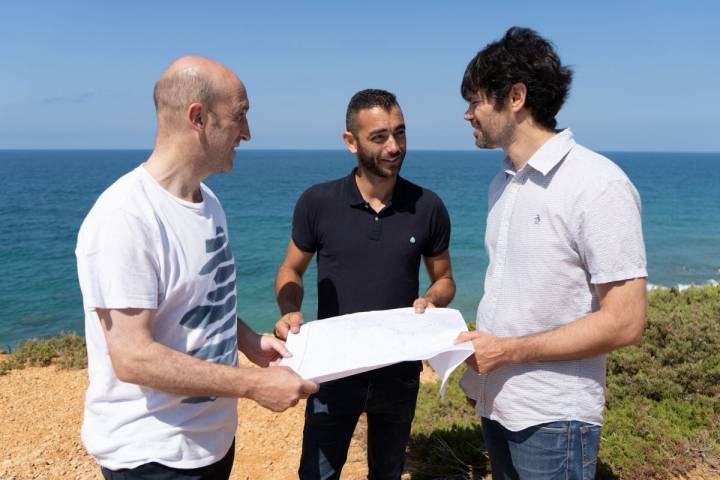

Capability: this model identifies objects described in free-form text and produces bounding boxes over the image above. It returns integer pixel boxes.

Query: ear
[509,83,527,113]
[187,103,205,132]
[342,131,358,154]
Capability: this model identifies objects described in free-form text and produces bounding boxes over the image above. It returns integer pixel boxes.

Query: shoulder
[77,169,155,247]
[560,144,638,199]
[295,176,347,211]
[301,176,346,199]
[396,176,444,207]
[565,145,632,184]
[86,168,153,220]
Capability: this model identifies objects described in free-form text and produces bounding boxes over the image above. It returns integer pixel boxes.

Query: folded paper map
[280,307,474,396]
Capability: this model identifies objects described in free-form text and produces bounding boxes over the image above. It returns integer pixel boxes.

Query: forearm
[237,317,262,350]
[422,277,455,308]
[111,339,262,399]
[507,279,646,363]
[275,266,304,314]
[505,310,639,364]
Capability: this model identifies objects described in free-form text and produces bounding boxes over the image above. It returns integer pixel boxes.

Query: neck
[354,166,397,206]
[144,140,208,203]
[504,125,558,171]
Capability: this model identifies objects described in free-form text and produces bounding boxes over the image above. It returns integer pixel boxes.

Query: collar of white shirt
[503,128,577,177]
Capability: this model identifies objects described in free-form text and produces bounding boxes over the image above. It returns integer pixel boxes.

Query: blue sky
[1,1,718,151]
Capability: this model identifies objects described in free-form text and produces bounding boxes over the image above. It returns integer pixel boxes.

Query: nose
[464,106,474,122]
[239,118,251,142]
[386,135,400,155]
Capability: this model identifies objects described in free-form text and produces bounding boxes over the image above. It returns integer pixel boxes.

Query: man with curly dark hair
[456,27,648,479]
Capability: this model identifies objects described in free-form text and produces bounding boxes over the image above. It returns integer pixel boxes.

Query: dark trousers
[299,362,421,480]
[101,438,235,480]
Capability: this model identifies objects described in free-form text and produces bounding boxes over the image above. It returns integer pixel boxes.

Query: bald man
[76,56,318,480]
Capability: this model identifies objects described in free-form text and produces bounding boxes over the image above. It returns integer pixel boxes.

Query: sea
[1,149,718,348]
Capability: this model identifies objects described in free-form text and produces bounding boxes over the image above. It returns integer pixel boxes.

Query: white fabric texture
[465,129,647,431]
[76,165,238,470]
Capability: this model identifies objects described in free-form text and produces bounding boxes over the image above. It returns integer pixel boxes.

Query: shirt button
[374,217,379,221]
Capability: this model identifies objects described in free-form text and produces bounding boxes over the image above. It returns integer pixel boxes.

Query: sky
[1,1,718,151]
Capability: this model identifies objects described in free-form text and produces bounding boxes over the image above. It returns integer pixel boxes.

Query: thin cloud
[41,91,95,105]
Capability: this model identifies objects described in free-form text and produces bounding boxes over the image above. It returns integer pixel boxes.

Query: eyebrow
[368,124,405,136]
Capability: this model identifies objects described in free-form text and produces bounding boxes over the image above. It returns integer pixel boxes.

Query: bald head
[153,55,243,125]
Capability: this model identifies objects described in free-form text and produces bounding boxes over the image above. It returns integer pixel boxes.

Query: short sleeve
[575,180,647,284]
[423,194,451,257]
[76,210,159,310]
[291,189,318,253]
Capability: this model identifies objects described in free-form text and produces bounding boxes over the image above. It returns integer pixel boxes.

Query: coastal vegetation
[1,286,718,479]
[408,285,720,479]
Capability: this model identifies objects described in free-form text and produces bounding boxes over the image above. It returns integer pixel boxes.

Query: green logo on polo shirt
[409,236,416,244]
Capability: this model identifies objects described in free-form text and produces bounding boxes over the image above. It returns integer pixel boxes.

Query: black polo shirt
[292,169,451,320]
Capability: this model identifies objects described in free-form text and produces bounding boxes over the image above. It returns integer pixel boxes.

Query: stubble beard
[474,119,516,150]
[356,144,404,179]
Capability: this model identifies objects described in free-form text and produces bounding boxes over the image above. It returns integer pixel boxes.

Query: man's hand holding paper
[279,307,473,396]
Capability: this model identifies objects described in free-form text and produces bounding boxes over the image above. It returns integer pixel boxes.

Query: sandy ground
[0,355,439,480]
[1,355,717,480]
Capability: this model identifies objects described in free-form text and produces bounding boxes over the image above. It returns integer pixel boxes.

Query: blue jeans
[481,418,601,480]
[299,362,421,480]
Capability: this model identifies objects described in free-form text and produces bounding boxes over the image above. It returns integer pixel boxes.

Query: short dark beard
[476,120,516,150]
[356,142,404,179]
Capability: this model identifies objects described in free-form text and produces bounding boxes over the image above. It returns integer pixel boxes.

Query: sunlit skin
[203,83,251,174]
[146,56,251,202]
[273,102,456,339]
[344,105,407,183]
[94,56,317,415]
[456,83,647,382]
[463,90,516,150]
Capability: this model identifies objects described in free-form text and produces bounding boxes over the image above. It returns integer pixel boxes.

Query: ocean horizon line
[1,148,719,155]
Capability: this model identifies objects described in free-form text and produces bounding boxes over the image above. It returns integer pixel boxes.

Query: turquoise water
[1,150,718,347]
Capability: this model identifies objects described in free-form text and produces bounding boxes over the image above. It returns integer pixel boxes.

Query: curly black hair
[461,27,573,130]
[345,89,398,133]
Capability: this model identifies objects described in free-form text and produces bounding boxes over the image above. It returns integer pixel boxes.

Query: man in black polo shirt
[273,89,456,480]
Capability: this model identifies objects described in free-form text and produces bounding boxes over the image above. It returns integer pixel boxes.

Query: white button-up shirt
[466,129,647,431]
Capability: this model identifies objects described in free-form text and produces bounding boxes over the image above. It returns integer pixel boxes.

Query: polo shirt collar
[342,168,411,207]
[343,169,366,206]
[502,128,576,177]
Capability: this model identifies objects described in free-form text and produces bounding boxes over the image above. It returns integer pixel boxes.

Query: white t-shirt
[76,165,238,470]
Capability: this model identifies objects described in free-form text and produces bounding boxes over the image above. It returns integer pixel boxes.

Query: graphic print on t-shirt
[179,226,238,404]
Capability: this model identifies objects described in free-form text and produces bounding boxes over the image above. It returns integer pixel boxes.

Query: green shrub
[409,285,720,479]
[407,365,488,479]
[0,332,86,375]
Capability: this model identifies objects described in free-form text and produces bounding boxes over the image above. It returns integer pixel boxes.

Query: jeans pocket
[580,424,601,478]
[538,424,569,434]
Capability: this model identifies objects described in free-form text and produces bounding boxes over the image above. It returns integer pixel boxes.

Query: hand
[413,297,436,314]
[247,366,319,412]
[274,312,304,340]
[455,330,513,374]
[243,333,292,368]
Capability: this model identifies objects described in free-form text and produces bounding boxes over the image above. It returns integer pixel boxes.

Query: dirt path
[0,359,369,480]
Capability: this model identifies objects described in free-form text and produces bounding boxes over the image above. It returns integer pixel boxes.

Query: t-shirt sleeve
[423,194,451,257]
[291,189,318,253]
[77,210,159,310]
[575,179,647,284]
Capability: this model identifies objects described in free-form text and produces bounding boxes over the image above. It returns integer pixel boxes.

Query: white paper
[280,307,474,397]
